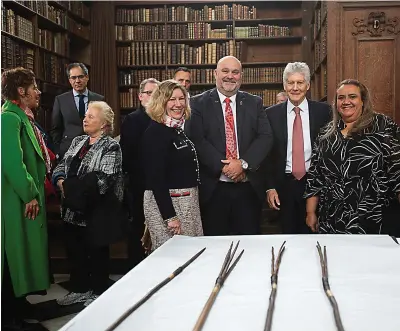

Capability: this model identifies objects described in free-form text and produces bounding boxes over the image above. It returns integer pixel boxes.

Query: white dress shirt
[217,90,240,182]
[285,98,312,173]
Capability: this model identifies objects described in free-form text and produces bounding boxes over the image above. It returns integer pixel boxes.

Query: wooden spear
[264,241,286,331]
[192,241,244,331]
[316,242,345,331]
[105,247,206,331]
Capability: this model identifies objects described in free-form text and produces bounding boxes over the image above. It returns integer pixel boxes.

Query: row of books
[2,7,34,42]
[116,40,249,67]
[37,50,68,85]
[15,1,90,21]
[115,23,292,41]
[67,17,90,39]
[311,1,327,41]
[235,25,291,38]
[252,89,282,107]
[119,88,279,111]
[312,19,327,72]
[14,1,68,28]
[38,29,69,56]
[1,36,35,71]
[115,23,234,41]
[166,24,234,39]
[118,67,284,86]
[115,4,257,24]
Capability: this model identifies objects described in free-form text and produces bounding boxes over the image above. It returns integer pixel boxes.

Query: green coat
[1,100,50,297]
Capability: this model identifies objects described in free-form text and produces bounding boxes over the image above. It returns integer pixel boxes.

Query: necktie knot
[225,97,231,104]
[294,107,301,115]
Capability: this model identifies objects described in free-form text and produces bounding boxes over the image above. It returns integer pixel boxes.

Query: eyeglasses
[141,90,153,96]
[69,75,86,81]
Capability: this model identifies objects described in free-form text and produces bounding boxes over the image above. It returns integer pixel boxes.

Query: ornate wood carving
[352,12,399,37]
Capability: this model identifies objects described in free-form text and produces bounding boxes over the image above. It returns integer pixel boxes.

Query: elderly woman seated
[52,101,126,306]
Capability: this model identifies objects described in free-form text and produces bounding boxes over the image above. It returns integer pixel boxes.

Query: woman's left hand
[25,199,40,220]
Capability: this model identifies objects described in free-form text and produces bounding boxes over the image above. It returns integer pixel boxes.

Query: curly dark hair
[1,67,36,101]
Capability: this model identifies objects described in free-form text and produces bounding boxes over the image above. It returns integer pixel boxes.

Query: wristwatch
[240,159,248,170]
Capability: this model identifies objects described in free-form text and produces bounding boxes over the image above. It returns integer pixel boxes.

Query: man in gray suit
[50,63,104,159]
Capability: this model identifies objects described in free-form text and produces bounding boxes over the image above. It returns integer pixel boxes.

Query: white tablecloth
[60,235,400,331]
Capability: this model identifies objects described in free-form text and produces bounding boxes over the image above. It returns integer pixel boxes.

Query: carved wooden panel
[357,40,394,117]
[340,4,400,123]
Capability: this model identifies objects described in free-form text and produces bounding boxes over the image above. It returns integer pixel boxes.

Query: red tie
[292,107,306,180]
[224,98,238,159]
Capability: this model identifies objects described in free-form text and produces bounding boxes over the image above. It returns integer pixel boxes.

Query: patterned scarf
[163,113,185,129]
[11,100,52,174]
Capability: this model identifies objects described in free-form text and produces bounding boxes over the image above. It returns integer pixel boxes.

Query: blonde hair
[88,101,114,136]
[146,80,190,123]
[321,79,374,140]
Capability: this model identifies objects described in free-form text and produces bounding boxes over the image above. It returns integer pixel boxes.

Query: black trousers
[64,223,110,295]
[201,182,262,236]
[278,174,310,234]
[126,190,146,268]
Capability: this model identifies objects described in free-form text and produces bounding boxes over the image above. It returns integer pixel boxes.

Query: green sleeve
[1,112,39,203]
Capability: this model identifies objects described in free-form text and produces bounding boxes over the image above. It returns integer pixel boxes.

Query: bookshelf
[1,0,92,131]
[307,0,328,102]
[114,1,303,117]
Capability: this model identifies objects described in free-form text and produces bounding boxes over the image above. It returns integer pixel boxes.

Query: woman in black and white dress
[305,79,400,234]
[142,80,203,250]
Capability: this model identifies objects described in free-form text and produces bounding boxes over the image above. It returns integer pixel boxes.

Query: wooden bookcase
[305,0,329,102]
[114,1,303,121]
[1,0,92,132]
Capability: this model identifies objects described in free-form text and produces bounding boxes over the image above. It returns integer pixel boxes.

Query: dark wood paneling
[340,3,400,123]
[357,39,395,118]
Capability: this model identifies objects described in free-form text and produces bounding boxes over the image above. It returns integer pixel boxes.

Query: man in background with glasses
[119,78,160,268]
[50,63,104,160]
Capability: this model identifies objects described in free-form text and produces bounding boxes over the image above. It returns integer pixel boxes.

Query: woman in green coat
[1,68,50,329]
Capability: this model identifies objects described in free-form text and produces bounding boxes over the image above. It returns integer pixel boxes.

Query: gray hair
[88,101,114,136]
[139,78,160,93]
[283,62,310,84]
[276,91,287,97]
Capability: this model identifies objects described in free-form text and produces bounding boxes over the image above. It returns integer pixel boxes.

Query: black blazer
[119,106,151,194]
[265,99,331,193]
[50,90,104,158]
[189,88,273,203]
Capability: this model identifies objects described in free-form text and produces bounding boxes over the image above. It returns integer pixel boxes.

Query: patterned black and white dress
[305,113,400,234]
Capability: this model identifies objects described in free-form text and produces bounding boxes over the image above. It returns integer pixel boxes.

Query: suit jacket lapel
[210,88,226,144]
[308,100,317,144]
[236,92,245,153]
[282,101,288,153]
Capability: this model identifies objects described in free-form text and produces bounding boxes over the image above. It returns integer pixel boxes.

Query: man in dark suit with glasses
[50,63,104,160]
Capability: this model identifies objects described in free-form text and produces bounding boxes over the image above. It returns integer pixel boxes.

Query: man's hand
[234,172,246,183]
[221,159,243,180]
[266,189,280,210]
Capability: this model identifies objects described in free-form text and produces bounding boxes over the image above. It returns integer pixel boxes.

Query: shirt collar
[217,89,237,105]
[287,98,309,115]
[73,89,88,98]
